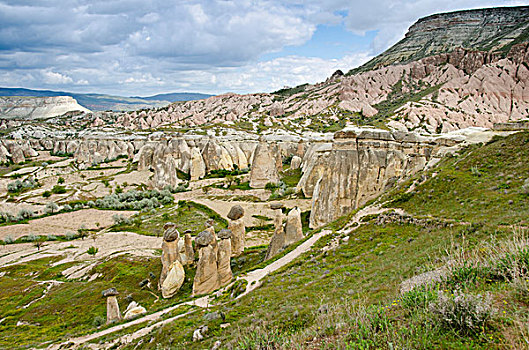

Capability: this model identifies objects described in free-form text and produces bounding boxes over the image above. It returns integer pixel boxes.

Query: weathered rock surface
[228,218,245,257]
[183,233,195,265]
[265,208,286,260]
[306,128,438,228]
[161,260,185,298]
[193,236,220,295]
[0,96,90,120]
[124,301,147,320]
[159,224,183,293]
[284,207,303,246]
[227,205,244,220]
[290,155,302,170]
[250,141,280,188]
[217,229,233,286]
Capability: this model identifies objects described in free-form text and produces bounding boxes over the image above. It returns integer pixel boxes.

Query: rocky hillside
[0,96,90,120]
[354,6,529,72]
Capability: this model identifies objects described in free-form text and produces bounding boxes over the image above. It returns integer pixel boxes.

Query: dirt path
[46,230,332,349]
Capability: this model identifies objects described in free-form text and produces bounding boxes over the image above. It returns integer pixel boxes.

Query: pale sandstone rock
[161,260,185,298]
[227,204,244,220]
[265,209,286,260]
[228,218,245,257]
[159,223,182,291]
[184,233,195,265]
[249,141,280,188]
[217,229,233,286]
[124,301,147,320]
[193,231,220,296]
[284,207,303,246]
[290,155,302,170]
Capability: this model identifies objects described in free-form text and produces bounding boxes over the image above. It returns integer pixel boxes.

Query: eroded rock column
[265,202,286,260]
[159,223,185,298]
[193,230,220,296]
[217,229,233,286]
[102,288,121,324]
[227,205,245,257]
[284,206,303,246]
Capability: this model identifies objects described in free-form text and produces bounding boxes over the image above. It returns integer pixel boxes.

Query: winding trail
[47,229,333,349]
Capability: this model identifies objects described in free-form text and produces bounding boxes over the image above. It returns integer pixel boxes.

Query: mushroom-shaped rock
[159,223,182,292]
[195,230,215,247]
[102,288,121,324]
[227,205,244,220]
[161,260,185,298]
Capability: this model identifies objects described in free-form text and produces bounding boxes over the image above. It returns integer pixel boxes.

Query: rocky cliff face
[0,96,90,119]
[302,128,456,228]
[356,6,529,72]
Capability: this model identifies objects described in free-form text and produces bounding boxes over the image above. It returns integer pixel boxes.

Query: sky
[0,0,528,97]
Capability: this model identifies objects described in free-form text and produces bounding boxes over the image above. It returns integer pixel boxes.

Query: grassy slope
[117,132,529,349]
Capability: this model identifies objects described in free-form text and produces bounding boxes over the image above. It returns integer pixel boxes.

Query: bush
[112,214,131,225]
[42,191,51,198]
[93,316,105,328]
[3,236,14,244]
[62,204,73,212]
[47,235,58,241]
[87,246,99,256]
[51,185,67,194]
[429,290,493,334]
[21,234,39,242]
[65,232,78,240]
[7,178,37,194]
[44,202,59,214]
[57,177,65,184]
[17,208,34,220]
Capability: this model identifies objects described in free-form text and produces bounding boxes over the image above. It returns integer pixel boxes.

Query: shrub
[428,290,493,334]
[44,202,59,214]
[3,236,14,244]
[112,214,131,225]
[51,185,67,194]
[47,235,58,241]
[87,246,99,256]
[17,208,34,220]
[65,232,78,240]
[93,316,105,328]
[62,204,73,212]
[42,191,51,198]
[21,234,39,242]
[57,177,65,184]
[401,286,438,310]
[7,178,37,194]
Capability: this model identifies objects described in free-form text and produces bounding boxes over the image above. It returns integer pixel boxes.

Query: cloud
[0,0,527,95]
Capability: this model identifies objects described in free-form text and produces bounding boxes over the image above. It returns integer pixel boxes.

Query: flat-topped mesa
[0,96,90,120]
[357,6,529,71]
[304,128,454,228]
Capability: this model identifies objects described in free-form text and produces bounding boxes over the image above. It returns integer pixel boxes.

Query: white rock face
[124,301,147,320]
[0,96,90,119]
[249,141,280,188]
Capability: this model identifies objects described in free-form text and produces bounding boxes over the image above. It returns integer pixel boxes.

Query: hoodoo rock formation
[227,205,245,257]
[304,128,449,228]
[217,229,233,286]
[193,230,220,296]
[159,223,185,298]
[249,141,280,188]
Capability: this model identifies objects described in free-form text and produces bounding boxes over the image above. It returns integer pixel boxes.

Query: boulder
[161,260,185,298]
[290,155,302,170]
[195,230,215,246]
[124,301,147,320]
[227,205,244,220]
[284,207,303,246]
[163,223,179,242]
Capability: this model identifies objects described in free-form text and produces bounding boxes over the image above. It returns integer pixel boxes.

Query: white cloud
[41,70,73,84]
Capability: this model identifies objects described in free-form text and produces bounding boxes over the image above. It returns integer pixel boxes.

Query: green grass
[110,200,227,236]
[280,168,302,187]
[385,132,529,227]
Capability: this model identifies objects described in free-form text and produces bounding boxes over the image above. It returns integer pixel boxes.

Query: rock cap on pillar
[163,222,179,242]
[102,288,119,297]
[218,229,232,239]
[196,230,215,246]
[227,205,244,220]
[270,202,284,210]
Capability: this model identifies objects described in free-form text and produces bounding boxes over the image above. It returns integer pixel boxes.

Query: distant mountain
[351,5,529,73]
[0,88,212,112]
[134,92,212,102]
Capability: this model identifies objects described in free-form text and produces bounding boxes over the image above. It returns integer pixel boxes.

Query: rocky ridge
[0,96,90,120]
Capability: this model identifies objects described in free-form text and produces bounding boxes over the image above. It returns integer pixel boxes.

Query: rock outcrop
[265,203,286,260]
[159,223,184,297]
[217,229,233,286]
[102,288,121,324]
[305,128,439,228]
[249,141,280,188]
[284,207,303,246]
[0,96,90,120]
[193,230,220,296]
[227,205,245,257]
[124,301,147,320]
